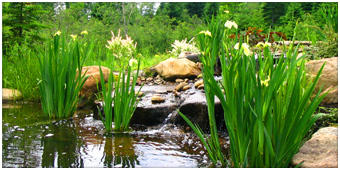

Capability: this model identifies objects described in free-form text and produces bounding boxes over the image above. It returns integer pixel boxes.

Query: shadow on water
[2,102,229,168]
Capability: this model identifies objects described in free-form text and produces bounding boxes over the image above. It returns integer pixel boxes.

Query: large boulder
[169,91,225,131]
[2,88,22,101]
[78,66,111,108]
[291,127,338,168]
[151,58,202,81]
[305,57,338,106]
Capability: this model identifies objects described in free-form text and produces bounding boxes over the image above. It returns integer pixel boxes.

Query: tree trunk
[122,2,128,35]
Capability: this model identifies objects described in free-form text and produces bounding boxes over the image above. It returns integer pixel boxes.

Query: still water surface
[2,102,228,168]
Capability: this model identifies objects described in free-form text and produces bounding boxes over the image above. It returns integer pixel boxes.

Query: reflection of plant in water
[103,133,139,168]
[41,120,85,168]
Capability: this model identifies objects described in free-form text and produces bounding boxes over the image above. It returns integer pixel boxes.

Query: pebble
[151,95,165,103]
[175,79,184,83]
[175,82,188,91]
[194,79,204,88]
[197,84,204,90]
[182,85,191,91]
[156,90,168,94]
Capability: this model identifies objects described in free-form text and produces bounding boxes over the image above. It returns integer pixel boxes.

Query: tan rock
[291,127,338,168]
[197,84,204,90]
[151,58,201,80]
[136,91,144,97]
[182,85,191,91]
[2,88,22,101]
[175,79,184,83]
[175,82,188,91]
[305,57,338,105]
[195,79,204,88]
[79,66,111,98]
[151,95,165,103]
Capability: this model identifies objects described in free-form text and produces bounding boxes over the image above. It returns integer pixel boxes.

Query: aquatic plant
[179,14,327,167]
[99,59,142,133]
[36,31,93,118]
[99,31,142,133]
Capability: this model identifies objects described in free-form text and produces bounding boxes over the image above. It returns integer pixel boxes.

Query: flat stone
[291,127,338,168]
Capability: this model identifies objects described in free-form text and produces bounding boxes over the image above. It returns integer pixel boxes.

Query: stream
[2,102,229,168]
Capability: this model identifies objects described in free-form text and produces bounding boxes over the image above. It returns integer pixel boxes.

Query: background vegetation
[2,2,338,101]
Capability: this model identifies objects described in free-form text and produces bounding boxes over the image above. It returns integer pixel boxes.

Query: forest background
[1,2,338,101]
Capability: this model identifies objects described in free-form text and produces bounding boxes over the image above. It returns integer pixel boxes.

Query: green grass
[2,43,41,101]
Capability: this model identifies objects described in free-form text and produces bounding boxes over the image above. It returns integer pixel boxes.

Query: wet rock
[305,57,338,106]
[170,91,225,131]
[2,88,22,101]
[178,51,200,63]
[175,82,189,91]
[291,127,338,168]
[151,58,202,81]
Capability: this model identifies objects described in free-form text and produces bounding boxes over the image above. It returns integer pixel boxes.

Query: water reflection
[41,120,84,168]
[102,133,139,168]
[2,102,225,168]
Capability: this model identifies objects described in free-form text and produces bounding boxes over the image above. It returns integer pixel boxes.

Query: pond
[2,102,229,168]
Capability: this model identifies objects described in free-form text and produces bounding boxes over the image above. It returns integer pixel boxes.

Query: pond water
[2,102,229,168]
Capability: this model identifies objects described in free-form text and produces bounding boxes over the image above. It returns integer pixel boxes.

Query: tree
[2,2,47,52]
[263,2,288,28]
[204,2,220,19]
[185,2,206,18]
[228,2,266,31]
[279,2,305,38]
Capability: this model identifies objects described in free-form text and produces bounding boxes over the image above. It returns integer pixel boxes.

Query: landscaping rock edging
[2,88,22,101]
[291,127,338,168]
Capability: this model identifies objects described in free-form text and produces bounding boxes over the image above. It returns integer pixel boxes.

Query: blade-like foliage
[179,13,328,168]
[36,32,93,118]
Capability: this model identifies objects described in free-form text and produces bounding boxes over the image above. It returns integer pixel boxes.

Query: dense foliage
[2,2,338,101]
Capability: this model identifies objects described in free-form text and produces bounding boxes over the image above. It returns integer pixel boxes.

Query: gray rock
[291,127,338,168]
[169,91,225,132]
